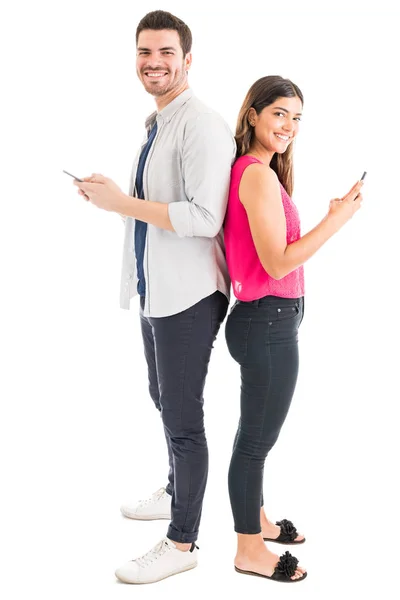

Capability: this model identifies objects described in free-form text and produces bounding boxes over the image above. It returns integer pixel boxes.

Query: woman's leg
[225,297,305,579]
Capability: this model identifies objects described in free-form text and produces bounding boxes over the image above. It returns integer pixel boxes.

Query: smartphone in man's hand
[63,170,89,199]
[63,170,83,182]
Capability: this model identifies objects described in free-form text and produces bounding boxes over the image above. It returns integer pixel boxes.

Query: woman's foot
[235,535,306,581]
[261,520,305,543]
[261,509,305,543]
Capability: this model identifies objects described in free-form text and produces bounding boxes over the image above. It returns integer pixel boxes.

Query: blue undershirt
[134,121,158,297]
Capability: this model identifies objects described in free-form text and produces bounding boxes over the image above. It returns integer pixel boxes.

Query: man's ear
[185,52,193,73]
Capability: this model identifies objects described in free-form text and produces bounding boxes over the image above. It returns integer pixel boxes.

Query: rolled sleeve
[168,112,235,238]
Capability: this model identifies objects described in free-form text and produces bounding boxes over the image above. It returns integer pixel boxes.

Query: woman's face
[250,96,303,155]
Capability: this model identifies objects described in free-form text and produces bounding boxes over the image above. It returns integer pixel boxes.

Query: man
[74,10,236,584]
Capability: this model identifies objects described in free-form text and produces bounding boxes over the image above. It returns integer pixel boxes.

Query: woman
[224,75,363,582]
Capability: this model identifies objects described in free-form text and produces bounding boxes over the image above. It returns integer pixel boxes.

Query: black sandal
[235,550,307,583]
[263,518,305,545]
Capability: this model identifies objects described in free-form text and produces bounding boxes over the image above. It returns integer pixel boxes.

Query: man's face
[136,29,191,97]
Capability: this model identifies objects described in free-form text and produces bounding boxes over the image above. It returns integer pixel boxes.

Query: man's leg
[116,291,228,584]
[150,291,228,543]
[119,296,173,521]
[139,296,174,496]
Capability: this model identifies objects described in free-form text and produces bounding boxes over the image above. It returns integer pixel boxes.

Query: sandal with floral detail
[263,518,305,545]
[235,550,307,583]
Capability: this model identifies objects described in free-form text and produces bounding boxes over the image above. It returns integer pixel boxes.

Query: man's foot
[235,545,306,581]
[115,538,198,584]
[120,487,171,520]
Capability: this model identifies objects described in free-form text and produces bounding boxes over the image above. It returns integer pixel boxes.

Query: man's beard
[141,66,186,97]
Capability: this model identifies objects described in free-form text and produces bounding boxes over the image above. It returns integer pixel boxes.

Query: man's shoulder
[178,95,236,155]
[183,95,229,127]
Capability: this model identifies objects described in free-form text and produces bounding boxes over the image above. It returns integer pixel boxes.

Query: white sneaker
[120,487,171,520]
[115,538,198,584]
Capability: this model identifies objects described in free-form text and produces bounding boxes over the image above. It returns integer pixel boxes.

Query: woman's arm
[239,163,363,280]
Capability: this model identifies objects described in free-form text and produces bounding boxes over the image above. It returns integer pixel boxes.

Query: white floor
[2,297,399,599]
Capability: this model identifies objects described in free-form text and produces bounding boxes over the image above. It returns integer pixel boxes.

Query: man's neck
[155,82,189,112]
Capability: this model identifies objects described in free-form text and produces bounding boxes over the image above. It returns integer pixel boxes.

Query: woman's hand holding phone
[326,175,365,231]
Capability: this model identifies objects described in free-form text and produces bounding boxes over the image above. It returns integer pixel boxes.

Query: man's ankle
[173,541,192,552]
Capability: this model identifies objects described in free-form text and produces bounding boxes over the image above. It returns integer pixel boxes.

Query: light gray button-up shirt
[120,89,236,318]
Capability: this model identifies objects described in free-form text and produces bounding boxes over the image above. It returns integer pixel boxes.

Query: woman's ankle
[236,532,265,556]
[260,507,273,528]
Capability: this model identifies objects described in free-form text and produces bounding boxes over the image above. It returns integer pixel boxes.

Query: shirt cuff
[168,202,193,238]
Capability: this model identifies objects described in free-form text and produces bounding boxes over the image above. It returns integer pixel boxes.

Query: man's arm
[115,113,234,234]
[117,196,174,231]
[75,113,235,230]
[168,112,236,238]
[75,176,174,228]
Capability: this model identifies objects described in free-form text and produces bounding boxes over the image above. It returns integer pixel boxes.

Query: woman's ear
[247,108,256,127]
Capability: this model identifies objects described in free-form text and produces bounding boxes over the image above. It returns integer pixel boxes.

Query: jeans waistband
[240,295,303,306]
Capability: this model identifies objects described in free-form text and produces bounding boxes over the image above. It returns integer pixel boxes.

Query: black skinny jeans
[140,291,228,543]
[225,295,304,534]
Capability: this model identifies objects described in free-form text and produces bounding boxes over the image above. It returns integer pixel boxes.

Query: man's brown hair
[136,10,192,55]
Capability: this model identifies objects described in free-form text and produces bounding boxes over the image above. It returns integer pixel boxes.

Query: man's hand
[73,173,125,212]
[73,172,174,231]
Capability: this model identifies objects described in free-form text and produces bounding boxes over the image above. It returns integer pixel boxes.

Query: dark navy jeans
[140,291,228,543]
[225,295,304,534]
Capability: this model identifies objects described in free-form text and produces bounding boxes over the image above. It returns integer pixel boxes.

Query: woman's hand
[326,180,364,231]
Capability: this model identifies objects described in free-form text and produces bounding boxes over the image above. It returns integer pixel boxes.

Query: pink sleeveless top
[224,155,305,301]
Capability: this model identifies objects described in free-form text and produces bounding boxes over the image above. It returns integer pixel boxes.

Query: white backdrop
[1,0,400,598]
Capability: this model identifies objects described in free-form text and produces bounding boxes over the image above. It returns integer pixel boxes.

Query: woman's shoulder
[237,163,280,209]
[233,154,262,168]
[239,159,278,187]
[233,155,273,179]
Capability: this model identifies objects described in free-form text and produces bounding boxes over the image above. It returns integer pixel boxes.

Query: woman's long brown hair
[235,75,303,197]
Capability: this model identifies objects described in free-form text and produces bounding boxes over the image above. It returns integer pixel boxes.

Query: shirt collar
[145,88,193,130]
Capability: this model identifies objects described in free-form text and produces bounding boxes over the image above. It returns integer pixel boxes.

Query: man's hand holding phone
[63,170,90,199]
[68,172,125,213]
[63,170,124,210]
